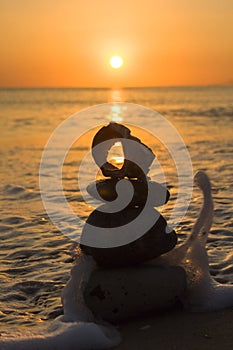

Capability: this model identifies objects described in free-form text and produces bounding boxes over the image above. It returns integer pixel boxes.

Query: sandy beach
[113,308,233,350]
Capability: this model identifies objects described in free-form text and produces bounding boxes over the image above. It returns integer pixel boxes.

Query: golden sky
[1,0,233,87]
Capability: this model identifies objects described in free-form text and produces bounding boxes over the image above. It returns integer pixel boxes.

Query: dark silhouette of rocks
[80,122,177,267]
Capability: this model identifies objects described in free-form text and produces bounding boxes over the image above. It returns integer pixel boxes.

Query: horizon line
[0,82,232,90]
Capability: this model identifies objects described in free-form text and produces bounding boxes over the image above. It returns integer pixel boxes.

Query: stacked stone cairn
[79,122,187,322]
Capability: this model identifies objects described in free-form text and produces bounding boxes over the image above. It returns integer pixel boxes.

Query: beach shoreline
[113,308,233,350]
[1,87,232,347]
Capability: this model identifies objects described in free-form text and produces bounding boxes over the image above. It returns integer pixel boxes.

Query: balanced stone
[87,178,170,207]
[92,122,155,179]
[84,265,187,323]
[80,206,177,267]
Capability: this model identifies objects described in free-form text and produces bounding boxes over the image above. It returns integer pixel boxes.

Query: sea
[0,86,233,345]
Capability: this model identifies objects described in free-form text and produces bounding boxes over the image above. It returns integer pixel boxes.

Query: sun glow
[110,56,123,69]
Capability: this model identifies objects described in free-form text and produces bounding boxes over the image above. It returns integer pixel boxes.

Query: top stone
[92,122,155,180]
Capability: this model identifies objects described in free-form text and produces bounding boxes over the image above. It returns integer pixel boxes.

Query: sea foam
[0,254,121,350]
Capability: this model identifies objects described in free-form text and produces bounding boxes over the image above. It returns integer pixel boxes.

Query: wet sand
[113,308,233,350]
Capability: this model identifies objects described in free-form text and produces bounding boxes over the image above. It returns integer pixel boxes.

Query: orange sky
[1,0,233,87]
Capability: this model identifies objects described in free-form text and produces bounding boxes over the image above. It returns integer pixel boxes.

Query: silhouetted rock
[92,122,155,179]
[87,178,170,207]
[84,265,186,323]
[80,122,177,267]
[80,206,177,267]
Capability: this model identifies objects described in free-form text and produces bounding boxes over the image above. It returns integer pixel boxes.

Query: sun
[110,55,123,69]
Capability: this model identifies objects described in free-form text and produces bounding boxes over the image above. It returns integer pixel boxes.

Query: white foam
[155,171,233,311]
[0,321,121,350]
[0,254,121,350]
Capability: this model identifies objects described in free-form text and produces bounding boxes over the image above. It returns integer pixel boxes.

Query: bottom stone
[84,265,186,323]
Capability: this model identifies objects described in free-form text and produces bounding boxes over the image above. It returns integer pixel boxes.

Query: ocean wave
[2,184,39,200]
[0,225,12,232]
[167,106,233,117]
[1,216,28,225]
[3,184,25,195]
